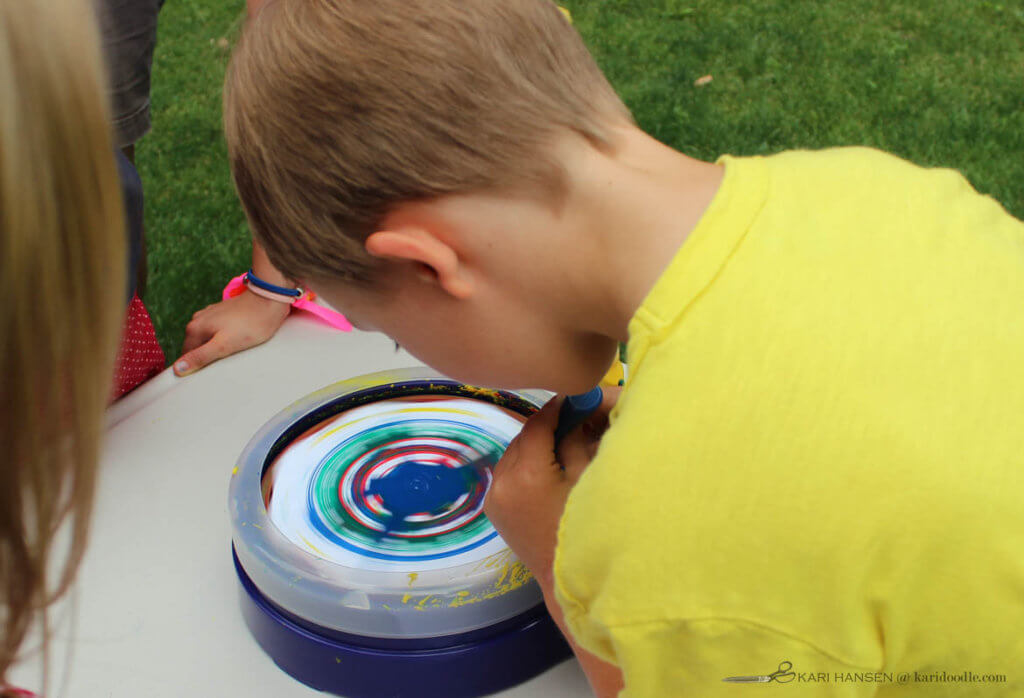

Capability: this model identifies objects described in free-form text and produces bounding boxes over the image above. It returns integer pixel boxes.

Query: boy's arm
[485,391,626,697]
[539,576,624,698]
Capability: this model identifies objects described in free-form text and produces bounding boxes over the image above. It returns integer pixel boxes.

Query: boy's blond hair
[224,0,632,285]
[0,0,125,690]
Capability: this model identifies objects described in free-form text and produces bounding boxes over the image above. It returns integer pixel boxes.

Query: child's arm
[542,581,624,698]
[173,242,290,376]
[485,390,625,696]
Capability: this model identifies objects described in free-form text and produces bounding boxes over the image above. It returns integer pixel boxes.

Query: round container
[230,368,571,697]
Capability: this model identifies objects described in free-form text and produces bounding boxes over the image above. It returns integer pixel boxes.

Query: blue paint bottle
[553,386,604,447]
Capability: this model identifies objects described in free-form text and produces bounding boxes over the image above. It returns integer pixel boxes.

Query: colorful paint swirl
[264,396,526,572]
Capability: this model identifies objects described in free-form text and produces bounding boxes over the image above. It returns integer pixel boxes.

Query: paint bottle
[553,386,604,447]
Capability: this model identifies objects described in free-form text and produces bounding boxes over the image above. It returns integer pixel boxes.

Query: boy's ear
[365,228,473,299]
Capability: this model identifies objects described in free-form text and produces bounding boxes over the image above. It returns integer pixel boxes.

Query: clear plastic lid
[229,368,552,640]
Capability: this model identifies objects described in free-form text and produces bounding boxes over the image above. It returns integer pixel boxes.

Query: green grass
[140,1,247,360]
[142,0,1024,359]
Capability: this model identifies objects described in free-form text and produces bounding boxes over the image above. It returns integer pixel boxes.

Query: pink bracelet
[244,279,298,304]
[222,273,353,332]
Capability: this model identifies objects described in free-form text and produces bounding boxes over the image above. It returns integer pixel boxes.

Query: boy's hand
[485,387,626,698]
[174,291,289,376]
[484,387,620,588]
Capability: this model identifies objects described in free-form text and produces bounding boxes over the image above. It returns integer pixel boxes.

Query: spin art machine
[6,317,591,698]
[230,369,572,697]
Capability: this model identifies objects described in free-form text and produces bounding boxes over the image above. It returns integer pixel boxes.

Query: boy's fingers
[492,397,563,479]
[517,396,565,459]
[557,390,618,481]
[529,395,565,433]
[558,420,603,484]
[173,335,231,376]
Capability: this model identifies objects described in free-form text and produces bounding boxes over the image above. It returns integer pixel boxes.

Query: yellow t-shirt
[553,147,1024,697]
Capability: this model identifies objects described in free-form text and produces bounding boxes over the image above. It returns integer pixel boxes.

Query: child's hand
[173,291,290,376]
[484,387,620,588]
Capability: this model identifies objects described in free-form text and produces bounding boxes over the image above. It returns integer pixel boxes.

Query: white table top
[10,315,591,697]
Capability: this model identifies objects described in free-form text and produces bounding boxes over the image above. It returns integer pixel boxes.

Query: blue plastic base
[233,548,572,697]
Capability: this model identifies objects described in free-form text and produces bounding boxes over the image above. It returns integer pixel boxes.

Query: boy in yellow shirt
[222,1,1024,695]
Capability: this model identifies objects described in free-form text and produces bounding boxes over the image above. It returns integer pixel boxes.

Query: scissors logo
[722,661,797,684]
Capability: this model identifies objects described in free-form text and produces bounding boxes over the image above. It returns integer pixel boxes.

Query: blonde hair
[0,0,125,690]
[224,0,633,285]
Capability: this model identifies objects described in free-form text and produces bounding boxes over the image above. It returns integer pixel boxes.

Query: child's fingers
[173,334,231,376]
[549,386,618,460]
[513,396,563,465]
[558,418,604,484]
[557,389,619,481]
[491,396,563,480]
[180,308,214,354]
[519,395,563,450]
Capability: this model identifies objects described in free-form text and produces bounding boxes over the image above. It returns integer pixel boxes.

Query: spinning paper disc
[263,396,526,571]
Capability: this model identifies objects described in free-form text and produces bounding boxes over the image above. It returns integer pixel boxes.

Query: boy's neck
[558,126,724,343]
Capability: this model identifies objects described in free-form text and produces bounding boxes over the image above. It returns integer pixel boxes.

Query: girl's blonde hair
[0,0,125,690]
